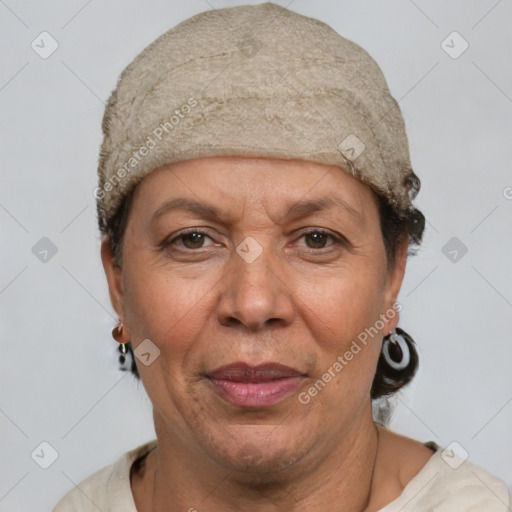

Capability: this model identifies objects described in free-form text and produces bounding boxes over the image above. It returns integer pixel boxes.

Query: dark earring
[382,328,411,371]
[118,342,132,371]
[112,323,131,371]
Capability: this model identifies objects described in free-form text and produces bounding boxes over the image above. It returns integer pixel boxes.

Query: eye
[162,227,344,253]
[298,229,342,250]
[166,228,215,250]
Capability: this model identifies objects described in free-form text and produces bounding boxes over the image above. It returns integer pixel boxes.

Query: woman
[53,3,510,511]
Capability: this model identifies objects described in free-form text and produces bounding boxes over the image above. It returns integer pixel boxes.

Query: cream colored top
[53,439,511,511]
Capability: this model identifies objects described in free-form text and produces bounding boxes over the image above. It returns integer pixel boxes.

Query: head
[100,155,424,476]
[97,2,425,477]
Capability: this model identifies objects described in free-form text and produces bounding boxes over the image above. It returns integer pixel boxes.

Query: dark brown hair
[100,174,426,401]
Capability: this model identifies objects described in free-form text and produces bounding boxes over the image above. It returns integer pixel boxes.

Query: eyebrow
[151,195,363,225]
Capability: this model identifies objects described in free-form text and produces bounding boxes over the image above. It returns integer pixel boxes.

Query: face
[102,156,407,478]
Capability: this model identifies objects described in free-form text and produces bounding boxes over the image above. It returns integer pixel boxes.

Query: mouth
[206,362,306,408]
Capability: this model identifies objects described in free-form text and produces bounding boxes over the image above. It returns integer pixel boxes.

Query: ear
[101,235,128,337]
[382,235,409,332]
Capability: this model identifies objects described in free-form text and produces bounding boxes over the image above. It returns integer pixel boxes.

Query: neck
[135,408,383,512]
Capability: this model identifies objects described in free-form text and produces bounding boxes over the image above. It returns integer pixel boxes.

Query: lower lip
[207,376,304,407]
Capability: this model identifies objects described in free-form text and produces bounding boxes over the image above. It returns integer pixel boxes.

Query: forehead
[131,156,378,224]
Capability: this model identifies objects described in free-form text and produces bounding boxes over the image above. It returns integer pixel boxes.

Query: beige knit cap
[96,2,420,230]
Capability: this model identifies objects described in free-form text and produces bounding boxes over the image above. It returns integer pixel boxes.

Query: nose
[216,242,295,331]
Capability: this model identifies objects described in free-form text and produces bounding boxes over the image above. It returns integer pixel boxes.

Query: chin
[196,423,312,482]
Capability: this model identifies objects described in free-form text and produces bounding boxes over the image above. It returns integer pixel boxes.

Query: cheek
[293,263,386,400]
[297,262,386,346]
[122,264,219,368]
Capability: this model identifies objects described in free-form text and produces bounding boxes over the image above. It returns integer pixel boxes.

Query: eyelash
[163,227,345,253]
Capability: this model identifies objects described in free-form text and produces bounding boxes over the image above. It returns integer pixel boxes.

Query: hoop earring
[382,328,410,371]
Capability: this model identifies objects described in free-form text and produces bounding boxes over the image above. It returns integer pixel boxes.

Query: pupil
[185,233,203,247]
[308,232,326,248]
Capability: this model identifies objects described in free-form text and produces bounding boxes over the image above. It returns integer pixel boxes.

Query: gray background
[1,0,511,510]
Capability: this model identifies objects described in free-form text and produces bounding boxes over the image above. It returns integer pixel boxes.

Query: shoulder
[52,463,115,511]
[52,440,157,512]
[377,426,510,511]
[413,453,511,511]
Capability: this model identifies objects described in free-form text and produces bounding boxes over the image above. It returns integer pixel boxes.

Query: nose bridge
[217,235,294,329]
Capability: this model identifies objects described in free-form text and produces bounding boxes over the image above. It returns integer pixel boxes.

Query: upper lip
[207,362,305,382]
